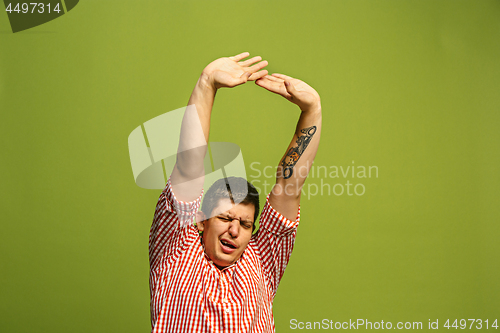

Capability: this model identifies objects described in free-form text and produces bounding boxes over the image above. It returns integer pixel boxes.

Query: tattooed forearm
[280,126,317,179]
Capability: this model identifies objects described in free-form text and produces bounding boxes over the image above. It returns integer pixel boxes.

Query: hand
[202,52,268,90]
[255,73,321,112]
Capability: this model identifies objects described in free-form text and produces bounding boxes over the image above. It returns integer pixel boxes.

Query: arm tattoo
[281,126,317,179]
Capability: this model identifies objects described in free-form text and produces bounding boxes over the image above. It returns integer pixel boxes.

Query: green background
[1,0,499,331]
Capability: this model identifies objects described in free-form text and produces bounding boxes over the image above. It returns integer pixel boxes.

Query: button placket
[224,269,233,315]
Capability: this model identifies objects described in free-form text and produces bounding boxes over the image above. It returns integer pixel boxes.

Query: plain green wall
[1,0,499,332]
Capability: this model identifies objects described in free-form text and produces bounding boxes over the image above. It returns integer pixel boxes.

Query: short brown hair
[201,177,260,224]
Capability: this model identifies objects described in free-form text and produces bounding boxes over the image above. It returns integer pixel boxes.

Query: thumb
[241,71,252,82]
[284,81,297,96]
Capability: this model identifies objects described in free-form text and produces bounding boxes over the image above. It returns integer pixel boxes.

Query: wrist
[197,71,218,95]
[301,102,322,115]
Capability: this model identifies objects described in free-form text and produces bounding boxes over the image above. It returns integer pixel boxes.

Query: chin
[213,260,231,269]
[214,254,237,268]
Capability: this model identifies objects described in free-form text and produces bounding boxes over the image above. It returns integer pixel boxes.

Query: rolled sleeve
[255,194,300,296]
[258,194,300,236]
[162,178,203,227]
[149,178,203,271]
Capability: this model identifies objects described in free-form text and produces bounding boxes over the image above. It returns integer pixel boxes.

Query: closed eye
[218,215,252,229]
[240,221,252,229]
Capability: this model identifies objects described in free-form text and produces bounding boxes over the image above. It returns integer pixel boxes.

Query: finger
[248,69,268,81]
[237,71,252,84]
[247,60,268,73]
[241,71,252,78]
[229,52,250,62]
[255,78,292,98]
[264,74,285,83]
[255,77,277,90]
[284,80,298,96]
[272,73,294,80]
[238,56,262,67]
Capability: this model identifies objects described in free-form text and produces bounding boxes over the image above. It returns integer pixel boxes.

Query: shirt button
[225,309,230,314]
[223,298,227,303]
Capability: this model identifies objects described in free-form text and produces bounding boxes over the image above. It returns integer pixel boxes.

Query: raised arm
[255,73,322,220]
[170,52,268,202]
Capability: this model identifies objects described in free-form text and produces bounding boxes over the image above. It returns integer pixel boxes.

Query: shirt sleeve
[149,178,203,272]
[254,193,300,296]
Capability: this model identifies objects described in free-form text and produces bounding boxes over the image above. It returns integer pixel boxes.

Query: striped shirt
[149,179,300,333]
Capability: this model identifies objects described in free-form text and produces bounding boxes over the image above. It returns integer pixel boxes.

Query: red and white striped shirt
[149,179,300,333]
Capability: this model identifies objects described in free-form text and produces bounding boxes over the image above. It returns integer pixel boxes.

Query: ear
[195,211,206,232]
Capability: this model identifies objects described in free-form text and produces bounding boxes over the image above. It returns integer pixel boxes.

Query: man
[149,52,322,332]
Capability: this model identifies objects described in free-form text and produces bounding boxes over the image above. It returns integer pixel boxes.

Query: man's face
[197,198,255,269]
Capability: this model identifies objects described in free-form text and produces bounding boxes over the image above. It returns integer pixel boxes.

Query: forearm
[171,72,216,201]
[277,105,322,195]
[270,105,322,221]
[186,72,217,143]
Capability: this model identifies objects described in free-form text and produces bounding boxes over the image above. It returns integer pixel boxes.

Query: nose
[228,219,239,238]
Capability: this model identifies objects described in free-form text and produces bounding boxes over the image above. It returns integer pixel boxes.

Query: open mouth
[220,240,236,249]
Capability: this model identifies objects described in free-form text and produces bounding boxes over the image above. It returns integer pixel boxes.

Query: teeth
[221,240,234,248]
